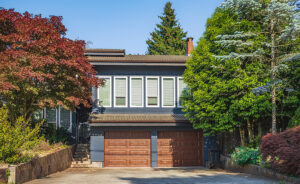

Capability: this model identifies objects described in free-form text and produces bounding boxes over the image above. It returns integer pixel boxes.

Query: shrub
[0,108,42,164]
[260,126,300,177]
[43,124,70,145]
[231,147,261,166]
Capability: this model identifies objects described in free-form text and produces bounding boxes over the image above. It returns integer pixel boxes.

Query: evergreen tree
[146,2,187,55]
[183,7,271,146]
[218,0,300,133]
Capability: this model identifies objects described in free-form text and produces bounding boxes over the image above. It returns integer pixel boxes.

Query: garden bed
[220,155,300,183]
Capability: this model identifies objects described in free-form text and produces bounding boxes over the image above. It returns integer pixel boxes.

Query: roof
[85,49,125,53]
[89,113,188,123]
[88,55,189,63]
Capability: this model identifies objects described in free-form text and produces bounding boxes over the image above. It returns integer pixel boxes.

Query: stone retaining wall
[220,155,300,183]
[0,167,8,183]
[6,146,74,184]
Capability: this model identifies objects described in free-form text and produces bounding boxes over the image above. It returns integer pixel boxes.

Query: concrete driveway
[26,167,279,184]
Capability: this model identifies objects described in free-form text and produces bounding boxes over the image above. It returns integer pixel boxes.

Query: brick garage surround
[5,146,74,184]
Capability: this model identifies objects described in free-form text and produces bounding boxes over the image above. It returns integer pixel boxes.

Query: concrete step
[73,158,90,161]
[71,164,92,168]
[72,160,91,164]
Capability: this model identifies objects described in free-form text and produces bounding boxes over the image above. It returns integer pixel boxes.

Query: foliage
[183,7,271,138]
[288,107,300,127]
[0,108,42,164]
[260,125,300,177]
[146,2,187,55]
[0,9,99,122]
[43,124,70,145]
[231,146,261,166]
[220,0,300,133]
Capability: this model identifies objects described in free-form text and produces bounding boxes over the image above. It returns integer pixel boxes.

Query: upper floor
[87,49,190,115]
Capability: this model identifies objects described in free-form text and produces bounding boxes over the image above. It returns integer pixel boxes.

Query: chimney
[186,37,193,56]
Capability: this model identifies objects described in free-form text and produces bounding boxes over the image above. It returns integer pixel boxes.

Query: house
[85,38,217,167]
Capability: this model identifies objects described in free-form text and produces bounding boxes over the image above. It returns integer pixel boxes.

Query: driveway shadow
[117,168,278,184]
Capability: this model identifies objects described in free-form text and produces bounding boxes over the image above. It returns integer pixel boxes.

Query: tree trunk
[247,119,254,143]
[271,18,277,134]
[258,121,262,138]
[239,125,246,146]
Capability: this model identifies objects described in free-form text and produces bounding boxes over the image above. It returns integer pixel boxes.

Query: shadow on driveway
[26,167,279,184]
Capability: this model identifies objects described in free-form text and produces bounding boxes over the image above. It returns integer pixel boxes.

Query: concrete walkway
[26,167,279,184]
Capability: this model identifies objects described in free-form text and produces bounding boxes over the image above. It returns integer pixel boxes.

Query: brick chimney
[186,37,193,56]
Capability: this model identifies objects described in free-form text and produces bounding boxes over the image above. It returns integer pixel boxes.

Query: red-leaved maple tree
[0,9,99,121]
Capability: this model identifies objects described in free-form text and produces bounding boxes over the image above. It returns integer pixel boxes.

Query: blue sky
[1,0,223,54]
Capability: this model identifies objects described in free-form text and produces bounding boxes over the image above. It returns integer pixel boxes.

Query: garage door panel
[104,131,151,167]
[157,130,203,167]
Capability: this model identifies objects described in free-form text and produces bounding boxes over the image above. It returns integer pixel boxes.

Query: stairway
[71,144,92,168]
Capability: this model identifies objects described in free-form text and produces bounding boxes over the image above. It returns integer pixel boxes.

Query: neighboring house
[85,38,217,167]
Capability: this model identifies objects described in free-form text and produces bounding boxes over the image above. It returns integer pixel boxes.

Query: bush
[260,126,300,177]
[231,147,261,166]
[0,108,42,164]
[43,124,70,145]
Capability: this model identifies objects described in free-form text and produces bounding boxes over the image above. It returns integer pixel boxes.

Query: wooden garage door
[104,130,151,167]
[157,131,203,167]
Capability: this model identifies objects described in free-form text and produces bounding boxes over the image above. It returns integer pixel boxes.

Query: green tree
[183,7,271,146]
[219,0,300,133]
[146,2,187,55]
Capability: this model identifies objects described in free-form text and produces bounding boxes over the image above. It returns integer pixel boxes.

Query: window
[98,76,111,107]
[177,77,188,107]
[59,107,72,132]
[114,76,128,107]
[130,77,144,107]
[146,77,159,107]
[162,77,175,107]
[46,108,56,124]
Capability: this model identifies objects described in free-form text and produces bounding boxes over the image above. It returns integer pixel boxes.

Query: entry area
[157,131,203,167]
[104,130,151,167]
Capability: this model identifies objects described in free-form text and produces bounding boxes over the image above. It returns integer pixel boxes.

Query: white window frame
[130,76,144,108]
[58,106,72,133]
[162,76,176,108]
[114,76,128,108]
[177,77,186,108]
[146,76,160,108]
[97,76,112,108]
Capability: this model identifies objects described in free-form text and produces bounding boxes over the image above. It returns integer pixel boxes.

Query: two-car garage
[103,130,203,167]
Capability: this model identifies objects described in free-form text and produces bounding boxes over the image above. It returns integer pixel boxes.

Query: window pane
[115,77,127,106]
[131,78,143,106]
[163,78,174,106]
[116,97,126,106]
[178,78,187,106]
[99,78,111,106]
[148,97,158,105]
[46,108,56,124]
[147,78,158,97]
[115,78,126,97]
[60,107,71,130]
